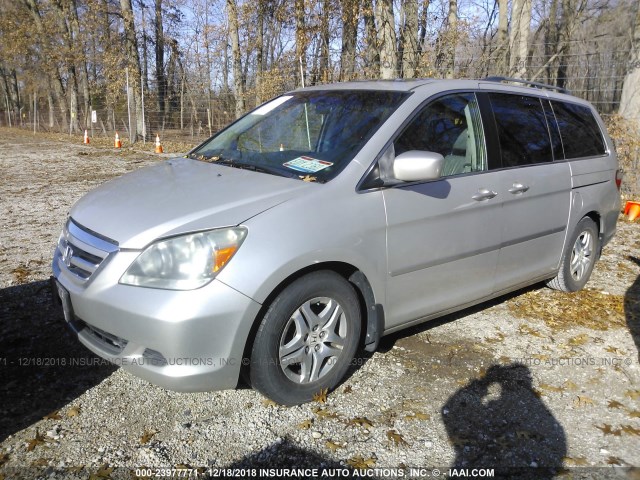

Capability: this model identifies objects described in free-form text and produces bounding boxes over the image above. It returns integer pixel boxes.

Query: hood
[69,158,312,249]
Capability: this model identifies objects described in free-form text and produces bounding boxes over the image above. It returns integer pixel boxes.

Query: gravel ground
[0,128,639,479]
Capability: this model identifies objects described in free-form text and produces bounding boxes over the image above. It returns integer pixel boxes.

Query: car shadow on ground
[625,256,640,364]
[442,363,566,479]
[0,279,116,441]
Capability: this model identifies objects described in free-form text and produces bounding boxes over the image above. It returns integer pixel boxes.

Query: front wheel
[249,271,361,405]
[547,217,599,292]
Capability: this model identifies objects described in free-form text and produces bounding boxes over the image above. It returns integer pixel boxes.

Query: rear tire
[249,271,361,406]
[547,217,598,292]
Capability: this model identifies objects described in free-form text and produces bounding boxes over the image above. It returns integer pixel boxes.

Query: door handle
[508,183,530,194]
[472,188,498,201]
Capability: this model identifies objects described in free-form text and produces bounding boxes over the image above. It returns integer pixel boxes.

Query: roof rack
[483,76,571,95]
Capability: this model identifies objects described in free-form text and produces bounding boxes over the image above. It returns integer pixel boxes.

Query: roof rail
[483,76,571,95]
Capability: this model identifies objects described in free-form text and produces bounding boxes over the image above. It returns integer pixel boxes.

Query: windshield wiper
[215,159,302,180]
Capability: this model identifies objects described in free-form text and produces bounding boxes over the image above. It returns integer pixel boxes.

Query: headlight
[120,227,247,290]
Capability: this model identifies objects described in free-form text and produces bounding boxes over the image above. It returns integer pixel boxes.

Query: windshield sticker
[283,156,333,173]
[251,96,293,116]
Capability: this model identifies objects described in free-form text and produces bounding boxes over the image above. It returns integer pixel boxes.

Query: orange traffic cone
[626,201,640,221]
[114,131,122,148]
[83,129,90,144]
[154,134,163,154]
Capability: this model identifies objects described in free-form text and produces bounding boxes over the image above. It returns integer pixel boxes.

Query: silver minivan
[52,78,622,405]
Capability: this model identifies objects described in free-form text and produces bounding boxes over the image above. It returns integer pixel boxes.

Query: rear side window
[551,101,606,159]
[488,93,552,167]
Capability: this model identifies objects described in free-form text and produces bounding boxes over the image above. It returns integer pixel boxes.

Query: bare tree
[376,0,397,79]
[399,0,418,78]
[339,0,358,81]
[227,0,245,117]
[120,0,145,141]
[509,0,532,77]
[619,1,640,124]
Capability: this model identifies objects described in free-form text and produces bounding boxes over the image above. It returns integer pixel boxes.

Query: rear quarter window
[551,101,606,159]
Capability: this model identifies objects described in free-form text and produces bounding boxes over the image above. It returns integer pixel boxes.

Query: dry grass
[507,289,629,332]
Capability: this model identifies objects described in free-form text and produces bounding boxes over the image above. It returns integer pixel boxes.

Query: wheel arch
[240,261,383,375]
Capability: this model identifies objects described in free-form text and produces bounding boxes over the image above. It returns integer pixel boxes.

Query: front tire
[249,271,361,406]
[547,217,599,292]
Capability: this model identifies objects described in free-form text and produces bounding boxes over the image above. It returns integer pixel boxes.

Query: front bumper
[53,245,262,392]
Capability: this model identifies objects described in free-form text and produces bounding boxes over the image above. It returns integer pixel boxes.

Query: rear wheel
[249,271,361,405]
[547,217,598,292]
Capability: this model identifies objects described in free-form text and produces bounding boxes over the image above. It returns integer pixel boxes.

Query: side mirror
[393,150,444,182]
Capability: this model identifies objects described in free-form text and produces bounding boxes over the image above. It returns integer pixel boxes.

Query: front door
[383,92,503,328]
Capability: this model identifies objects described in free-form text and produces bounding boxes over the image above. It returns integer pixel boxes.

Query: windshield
[190,90,409,182]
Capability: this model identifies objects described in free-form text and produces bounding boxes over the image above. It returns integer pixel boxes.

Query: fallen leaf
[539,383,564,393]
[343,385,353,394]
[324,440,343,452]
[312,407,340,420]
[27,430,46,451]
[486,333,505,343]
[67,406,81,418]
[261,399,278,407]
[313,388,328,404]
[498,356,512,363]
[346,417,374,429]
[43,410,62,420]
[347,456,376,469]
[563,380,579,390]
[518,324,544,338]
[625,390,640,400]
[89,464,114,479]
[627,410,640,418]
[68,466,84,474]
[607,456,625,465]
[387,429,409,446]
[300,175,317,182]
[298,419,314,430]
[0,453,8,466]
[532,354,550,361]
[405,412,430,421]
[621,425,640,436]
[574,395,595,407]
[608,400,625,409]
[595,424,621,436]
[568,334,590,346]
[31,458,50,467]
[140,430,157,444]
[605,346,625,354]
[564,456,588,466]
[516,430,538,440]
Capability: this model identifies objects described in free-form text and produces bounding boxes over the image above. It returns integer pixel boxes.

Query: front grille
[56,219,118,280]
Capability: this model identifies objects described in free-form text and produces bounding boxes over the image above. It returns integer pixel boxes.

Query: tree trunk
[509,0,532,78]
[256,0,264,103]
[120,0,144,141]
[496,0,509,76]
[339,0,358,81]
[619,1,640,125]
[399,0,418,78]
[445,0,458,78]
[363,0,380,77]
[319,0,331,83]
[376,0,397,79]
[155,0,166,122]
[295,0,308,85]
[227,0,245,117]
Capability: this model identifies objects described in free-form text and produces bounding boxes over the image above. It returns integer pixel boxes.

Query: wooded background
[0,0,639,145]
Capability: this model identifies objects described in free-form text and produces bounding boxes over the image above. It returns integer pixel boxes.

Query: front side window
[394,92,487,177]
[489,93,553,167]
[191,90,409,182]
[551,101,606,159]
